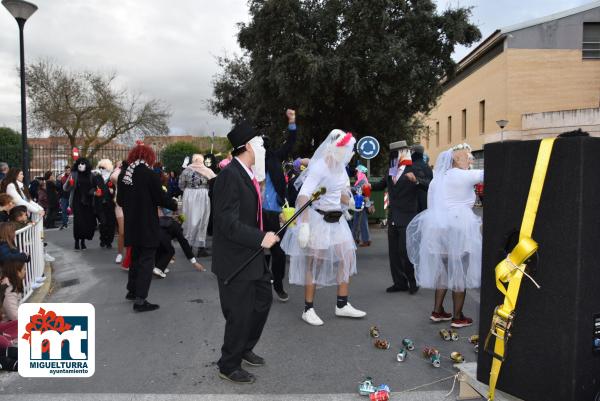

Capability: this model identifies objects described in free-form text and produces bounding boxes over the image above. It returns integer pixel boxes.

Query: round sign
[356,136,380,160]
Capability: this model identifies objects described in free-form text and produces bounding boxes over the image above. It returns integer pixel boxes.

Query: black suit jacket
[117,164,177,248]
[212,158,267,281]
[372,165,422,227]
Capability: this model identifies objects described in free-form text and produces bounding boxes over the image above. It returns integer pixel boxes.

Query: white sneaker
[302,308,324,326]
[44,253,55,262]
[35,276,46,283]
[164,268,170,273]
[152,267,166,278]
[335,303,367,318]
[115,254,123,264]
[31,282,43,289]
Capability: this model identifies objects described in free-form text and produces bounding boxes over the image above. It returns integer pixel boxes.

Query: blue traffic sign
[356,136,380,160]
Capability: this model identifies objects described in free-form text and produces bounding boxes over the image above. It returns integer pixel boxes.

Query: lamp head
[496,119,509,130]
[2,0,38,21]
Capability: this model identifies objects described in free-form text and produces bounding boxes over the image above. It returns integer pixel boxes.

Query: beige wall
[421,48,600,165]
[422,50,508,164]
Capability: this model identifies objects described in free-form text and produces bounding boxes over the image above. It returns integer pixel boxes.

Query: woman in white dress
[406,144,483,328]
[281,129,366,326]
[179,154,216,257]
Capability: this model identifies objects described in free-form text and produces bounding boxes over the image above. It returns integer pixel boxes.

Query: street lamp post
[2,0,38,184]
[496,119,509,142]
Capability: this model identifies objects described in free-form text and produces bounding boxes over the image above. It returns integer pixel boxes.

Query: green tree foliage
[210,0,480,174]
[161,142,201,174]
[0,127,23,168]
[26,60,171,160]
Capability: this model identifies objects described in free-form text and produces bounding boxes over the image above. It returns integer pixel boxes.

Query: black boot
[80,239,87,250]
[74,239,80,250]
[196,247,211,257]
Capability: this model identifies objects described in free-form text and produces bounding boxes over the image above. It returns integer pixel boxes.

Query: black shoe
[409,285,420,295]
[74,240,80,250]
[100,242,105,248]
[274,289,289,302]
[218,368,255,384]
[133,301,160,312]
[386,284,408,293]
[125,292,136,301]
[105,243,112,249]
[80,240,87,250]
[196,248,211,257]
[242,351,265,366]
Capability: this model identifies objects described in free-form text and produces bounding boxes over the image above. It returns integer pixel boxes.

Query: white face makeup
[78,164,86,172]
[248,136,266,182]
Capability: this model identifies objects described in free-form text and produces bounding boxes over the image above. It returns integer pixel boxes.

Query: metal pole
[366,159,370,180]
[17,18,30,185]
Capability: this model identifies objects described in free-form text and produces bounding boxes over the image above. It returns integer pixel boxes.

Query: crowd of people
[0,109,484,379]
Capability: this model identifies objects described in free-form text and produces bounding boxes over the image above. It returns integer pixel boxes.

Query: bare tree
[26,60,170,158]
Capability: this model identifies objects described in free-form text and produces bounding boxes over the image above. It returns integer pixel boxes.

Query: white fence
[14,214,45,301]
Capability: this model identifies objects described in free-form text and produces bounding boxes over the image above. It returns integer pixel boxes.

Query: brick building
[421,1,600,166]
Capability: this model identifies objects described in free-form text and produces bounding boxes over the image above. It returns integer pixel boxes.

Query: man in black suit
[117,143,177,312]
[212,121,280,384]
[372,141,428,294]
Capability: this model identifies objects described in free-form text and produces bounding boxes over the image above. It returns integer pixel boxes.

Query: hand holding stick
[224,187,326,285]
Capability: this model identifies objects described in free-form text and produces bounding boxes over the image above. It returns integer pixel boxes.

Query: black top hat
[227,121,256,150]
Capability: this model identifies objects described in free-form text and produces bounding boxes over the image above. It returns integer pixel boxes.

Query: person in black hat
[212,120,280,384]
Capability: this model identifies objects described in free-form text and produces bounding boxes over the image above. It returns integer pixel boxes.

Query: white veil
[294,129,355,190]
[427,150,453,213]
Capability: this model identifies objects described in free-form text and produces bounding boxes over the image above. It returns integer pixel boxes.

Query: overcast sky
[0,0,592,137]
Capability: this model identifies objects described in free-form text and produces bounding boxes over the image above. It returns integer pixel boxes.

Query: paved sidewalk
[0,226,482,399]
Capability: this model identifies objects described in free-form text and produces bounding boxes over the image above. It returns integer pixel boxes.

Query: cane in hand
[224,187,326,285]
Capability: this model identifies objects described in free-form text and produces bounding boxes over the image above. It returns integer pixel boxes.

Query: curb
[25,261,53,303]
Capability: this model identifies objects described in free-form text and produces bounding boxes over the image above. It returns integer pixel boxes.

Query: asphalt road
[0,222,483,400]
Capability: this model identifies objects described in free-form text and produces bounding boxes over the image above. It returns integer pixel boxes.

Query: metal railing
[14,213,45,302]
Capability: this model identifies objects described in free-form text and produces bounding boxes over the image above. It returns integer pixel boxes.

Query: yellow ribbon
[487,138,555,400]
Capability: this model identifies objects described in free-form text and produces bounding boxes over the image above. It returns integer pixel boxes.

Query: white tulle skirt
[406,206,482,291]
[181,187,210,248]
[281,208,357,287]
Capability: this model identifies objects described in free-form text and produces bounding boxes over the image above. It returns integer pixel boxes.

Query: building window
[461,109,467,139]
[583,23,600,59]
[447,116,452,144]
[436,121,440,147]
[424,127,430,148]
[479,100,485,134]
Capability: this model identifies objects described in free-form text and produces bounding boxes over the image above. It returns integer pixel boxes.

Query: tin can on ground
[450,351,464,363]
[469,334,479,345]
[430,352,441,367]
[439,329,451,341]
[450,330,459,341]
[396,348,407,362]
[358,377,376,396]
[377,384,391,393]
[402,338,415,350]
[369,390,390,401]
[369,326,380,338]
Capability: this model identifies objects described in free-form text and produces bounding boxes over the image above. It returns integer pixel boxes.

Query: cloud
[0,0,591,136]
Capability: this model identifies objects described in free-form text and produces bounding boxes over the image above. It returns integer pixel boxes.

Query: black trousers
[155,229,176,271]
[99,204,116,246]
[387,224,416,289]
[127,246,156,299]
[217,274,272,374]
[44,207,58,228]
[262,210,286,291]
